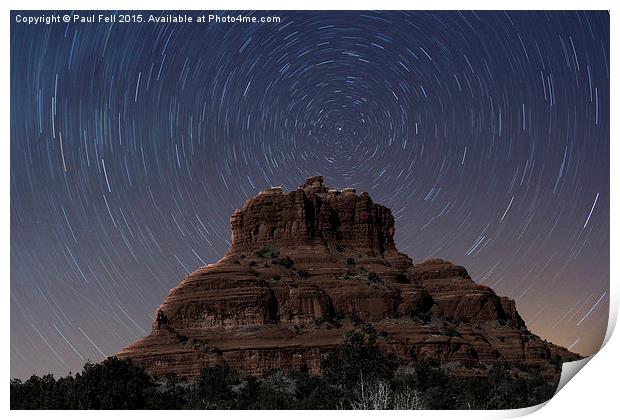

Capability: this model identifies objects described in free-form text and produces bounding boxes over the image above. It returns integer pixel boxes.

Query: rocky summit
[118,176,578,379]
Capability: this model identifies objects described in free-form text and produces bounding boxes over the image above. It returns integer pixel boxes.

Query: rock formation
[118,176,578,379]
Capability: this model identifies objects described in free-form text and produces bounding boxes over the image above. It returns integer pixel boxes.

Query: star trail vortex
[10,11,609,378]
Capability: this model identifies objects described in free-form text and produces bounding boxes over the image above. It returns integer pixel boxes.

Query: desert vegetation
[11,328,557,410]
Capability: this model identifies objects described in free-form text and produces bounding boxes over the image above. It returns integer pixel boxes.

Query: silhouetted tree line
[11,328,558,410]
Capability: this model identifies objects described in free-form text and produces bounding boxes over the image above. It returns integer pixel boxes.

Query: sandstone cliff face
[118,176,578,379]
[228,176,411,268]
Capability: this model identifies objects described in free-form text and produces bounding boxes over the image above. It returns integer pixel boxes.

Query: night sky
[10,11,609,379]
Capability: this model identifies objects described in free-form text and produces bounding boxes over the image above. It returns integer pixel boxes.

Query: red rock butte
[118,176,578,379]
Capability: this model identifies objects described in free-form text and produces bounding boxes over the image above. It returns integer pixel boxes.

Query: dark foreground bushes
[11,329,557,410]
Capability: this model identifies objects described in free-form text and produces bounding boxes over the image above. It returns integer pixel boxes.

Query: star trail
[10,10,609,378]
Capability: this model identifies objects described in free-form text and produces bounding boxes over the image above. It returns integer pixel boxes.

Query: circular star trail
[10,11,609,378]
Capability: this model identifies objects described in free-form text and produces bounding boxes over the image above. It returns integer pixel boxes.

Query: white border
[3,1,617,419]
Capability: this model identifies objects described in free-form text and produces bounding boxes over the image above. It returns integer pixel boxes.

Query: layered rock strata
[118,176,578,379]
